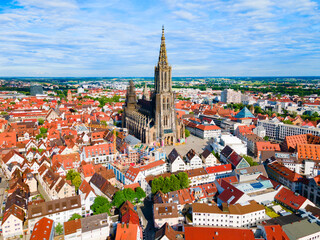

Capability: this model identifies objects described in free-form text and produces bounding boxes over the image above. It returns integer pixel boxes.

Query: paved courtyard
[163,135,213,156]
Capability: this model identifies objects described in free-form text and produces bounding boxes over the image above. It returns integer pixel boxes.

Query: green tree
[38,118,44,125]
[242,155,258,166]
[123,188,136,202]
[100,120,107,126]
[72,175,82,191]
[211,150,220,160]
[263,136,269,141]
[40,127,48,134]
[91,196,110,215]
[170,175,181,191]
[185,129,190,138]
[36,134,42,140]
[283,120,293,125]
[55,223,63,235]
[112,190,126,208]
[66,169,78,181]
[177,172,189,189]
[254,106,263,114]
[151,178,162,194]
[162,177,171,193]
[68,213,82,221]
[135,187,146,200]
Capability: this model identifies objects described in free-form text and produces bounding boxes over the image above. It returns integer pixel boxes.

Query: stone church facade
[122,27,185,146]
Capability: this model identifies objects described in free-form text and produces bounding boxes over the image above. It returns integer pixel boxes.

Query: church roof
[234,107,255,119]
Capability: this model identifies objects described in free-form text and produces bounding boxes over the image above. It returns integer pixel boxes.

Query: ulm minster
[122,27,185,146]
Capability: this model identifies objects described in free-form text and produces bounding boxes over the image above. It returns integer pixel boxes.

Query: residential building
[265,161,303,192]
[1,205,25,240]
[153,203,182,228]
[256,225,289,240]
[184,226,257,240]
[201,149,218,167]
[211,133,247,155]
[28,195,82,232]
[194,124,221,139]
[221,89,242,103]
[78,180,96,216]
[89,173,117,201]
[192,200,265,228]
[275,187,315,212]
[220,146,250,169]
[64,219,82,240]
[30,217,54,240]
[155,222,184,240]
[115,223,142,240]
[185,149,203,169]
[167,148,186,172]
[64,213,111,240]
[81,213,111,240]
[258,120,320,141]
[80,143,115,164]
[256,142,281,160]
[302,175,320,205]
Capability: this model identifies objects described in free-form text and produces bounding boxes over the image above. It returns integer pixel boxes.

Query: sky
[0,0,319,77]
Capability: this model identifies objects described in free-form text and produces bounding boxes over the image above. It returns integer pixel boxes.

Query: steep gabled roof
[167,148,182,164]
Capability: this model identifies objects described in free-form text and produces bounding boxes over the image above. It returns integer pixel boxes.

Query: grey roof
[81,213,109,233]
[167,148,181,164]
[265,214,303,226]
[124,135,141,146]
[220,145,233,158]
[201,149,212,159]
[282,218,320,240]
[234,165,268,178]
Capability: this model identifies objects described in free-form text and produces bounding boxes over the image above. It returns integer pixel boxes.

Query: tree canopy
[151,172,189,194]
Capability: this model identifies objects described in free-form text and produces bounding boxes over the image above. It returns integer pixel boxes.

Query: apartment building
[265,161,303,193]
[1,205,25,240]
[258,120,320,141]
[192,200,265,228]
[302,175,320,205]
[153,203,182,228]
[221,89,242,103]
[28,196,82,232]
[80,143,115,164]
[64,214,111,240]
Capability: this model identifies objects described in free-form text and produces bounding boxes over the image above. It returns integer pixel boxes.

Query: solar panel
[250,182,263,189]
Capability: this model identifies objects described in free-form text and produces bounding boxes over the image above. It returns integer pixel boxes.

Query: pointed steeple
[142,82,149,100]
[158,26,168,67]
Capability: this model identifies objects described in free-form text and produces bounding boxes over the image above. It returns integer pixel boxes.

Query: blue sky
[0,0,319,77]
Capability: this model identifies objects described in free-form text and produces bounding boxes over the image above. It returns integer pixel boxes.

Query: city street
[140,199,157,240]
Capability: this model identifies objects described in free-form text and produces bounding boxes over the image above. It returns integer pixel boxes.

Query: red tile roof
[218,179,244,204]
[268,162,302,182]
[30,217,54,240]
[196,124,221,131]
[275,187,309,211]
[264,225,289,240]
[115,223,139,240]
[205,164,232,174]
[256,142,280,152]
[185,226,256,240]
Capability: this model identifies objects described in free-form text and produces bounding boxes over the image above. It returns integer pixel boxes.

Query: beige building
[28,195,82,232]
[153,203,183,228]
[193,200,265,228]
[1,205,25,239]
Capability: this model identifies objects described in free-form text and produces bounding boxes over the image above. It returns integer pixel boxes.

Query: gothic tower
[126,80,136,110]
[154,26,177,145]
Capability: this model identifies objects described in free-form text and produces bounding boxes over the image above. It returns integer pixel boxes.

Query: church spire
[158,26,168,67]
